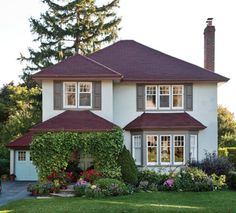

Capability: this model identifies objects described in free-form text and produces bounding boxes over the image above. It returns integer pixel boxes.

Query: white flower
[91,185,97,189]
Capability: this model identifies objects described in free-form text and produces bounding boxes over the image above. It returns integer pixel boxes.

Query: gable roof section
[89,40,228,82]
[124,112,206,131]
[31,110,116,132]
[33,54,122,80]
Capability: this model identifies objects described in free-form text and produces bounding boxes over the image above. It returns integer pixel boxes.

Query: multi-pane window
[64,82,77,108]
[174,135,185,164]
[190,135,197,162]
[159,86,170,108]
[145,86,157,109]
[147,135,158,165]
[78,82,92,107]
[18,151,26,161]
[172,85,183,109]
[132,135,142,166]
[160,135,171,164]
[63,82,92,108]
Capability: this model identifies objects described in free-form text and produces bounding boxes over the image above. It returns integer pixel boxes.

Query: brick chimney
[204,18,215,71]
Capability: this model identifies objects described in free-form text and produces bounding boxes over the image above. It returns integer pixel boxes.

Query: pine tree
[19,0,121,72]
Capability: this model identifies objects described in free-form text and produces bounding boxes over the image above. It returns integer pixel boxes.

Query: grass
[0,191,236,213]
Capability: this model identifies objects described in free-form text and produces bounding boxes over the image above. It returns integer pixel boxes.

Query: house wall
[42,80,113,122]
[188,82,218,160]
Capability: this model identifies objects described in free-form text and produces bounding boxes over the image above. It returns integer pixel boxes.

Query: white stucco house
[7,19,228,181]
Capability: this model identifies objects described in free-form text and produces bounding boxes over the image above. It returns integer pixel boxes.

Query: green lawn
[1,191,236,213]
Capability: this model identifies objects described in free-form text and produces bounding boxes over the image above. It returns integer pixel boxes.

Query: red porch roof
[6,132,32,150]
[124,112,206,131]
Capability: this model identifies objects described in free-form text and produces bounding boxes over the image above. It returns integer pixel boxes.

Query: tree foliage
[31,128,123,180]
[19,0,121,72]
[218,105,236,147]
[0,84,42,158]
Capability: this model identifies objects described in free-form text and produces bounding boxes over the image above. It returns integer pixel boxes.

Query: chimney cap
[206,18,214,26]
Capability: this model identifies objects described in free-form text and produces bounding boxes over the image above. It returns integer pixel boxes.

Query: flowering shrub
[80,169,101,184]
[94,178,130,196]
[47,170,68,188]
[211,173,227,190]
[74,179,90,197]
[174,167,213,192]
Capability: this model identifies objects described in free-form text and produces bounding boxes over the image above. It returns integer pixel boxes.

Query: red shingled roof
[31,110,116,132]
[90,40,228,82]
[6,111,117,149]
[33,53,122,80]
[6,132,32,149]
[124,112,206,131]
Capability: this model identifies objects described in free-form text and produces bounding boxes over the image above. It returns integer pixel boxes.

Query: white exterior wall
[42,80,113,122]
[113,83,142,152]
[189,83,218,160]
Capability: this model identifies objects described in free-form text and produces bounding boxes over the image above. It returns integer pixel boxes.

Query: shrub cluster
[227,171,236,190]
[27,182,61,196]
[189,152,233,176]
[0,159,9,176]
[219,147,236,170]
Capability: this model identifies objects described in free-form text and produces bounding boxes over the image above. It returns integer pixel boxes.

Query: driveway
[0,181,35,206]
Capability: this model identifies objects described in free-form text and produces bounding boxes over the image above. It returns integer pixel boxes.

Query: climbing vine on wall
[30,128,124,181]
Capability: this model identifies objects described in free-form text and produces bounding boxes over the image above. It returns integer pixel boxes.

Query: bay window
[172,85,183,109]
[145,86,157,109]
[174,135,185,164]
[160,135,171,164]
[147,135,158,165]
[159,85,170,109]
[78,82,92,107]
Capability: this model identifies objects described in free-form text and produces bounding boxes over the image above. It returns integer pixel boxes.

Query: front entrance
[15,150,38,181]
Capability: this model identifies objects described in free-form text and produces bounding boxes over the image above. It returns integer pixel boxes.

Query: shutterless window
[145,86,157,109]
[132,135,142,166]
[172,85,184,109]
[147,135,158,165]
[159,85,170,109]
[190,135,197,162]
[174,135,185,164]
[160,135,171,164]
[64,82,77,108]
[78,82,92,107]
[18,151,26,161]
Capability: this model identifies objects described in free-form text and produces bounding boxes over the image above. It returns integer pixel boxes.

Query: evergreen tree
[19,0,121,72]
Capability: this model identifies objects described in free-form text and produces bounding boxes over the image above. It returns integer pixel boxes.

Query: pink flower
[164,179,174,188]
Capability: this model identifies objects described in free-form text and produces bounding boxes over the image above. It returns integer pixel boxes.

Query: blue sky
[0,0,235,115]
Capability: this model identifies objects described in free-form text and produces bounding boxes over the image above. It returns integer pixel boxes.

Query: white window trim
[158,85,171,110]
[172,85,184,110]
[78,82,92,108]
[173,135,185,165]
[146,135,158,165]
[63,82,77,108]
[190,135,198,162]
[145,85,157,110]
[132,135,142,166]
[160,135,172,165]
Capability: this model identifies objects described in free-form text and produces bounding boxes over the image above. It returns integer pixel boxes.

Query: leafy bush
[211,174,227,190]
[174,167,213,192]
[117,146,138,186]
[85,185,103,198]
[189,152,233,176]
[219,135,236,148]
[27,182,59,196]
[138,170,168,191]
[94,178,129,196]
[228,149,236,170]
[0,159,9,176]
[227,171,236,190]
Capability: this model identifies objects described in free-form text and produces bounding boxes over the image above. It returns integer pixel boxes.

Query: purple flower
[164,179,174,188]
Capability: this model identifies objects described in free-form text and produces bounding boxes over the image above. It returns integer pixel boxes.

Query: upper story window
[78,82,92,108]
[172,85,183,109]
[64,82,77,108]
[159,85,170,109]
[145,86,157,110]
[63,82,92,109]
[144,85,184,111]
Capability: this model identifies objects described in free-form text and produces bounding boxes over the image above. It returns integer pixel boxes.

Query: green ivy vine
[30,128,124,181]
